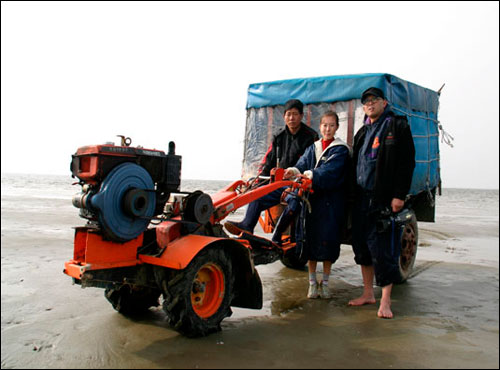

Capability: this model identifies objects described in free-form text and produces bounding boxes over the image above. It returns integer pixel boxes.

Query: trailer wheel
[280,245,307,270]
[105,285,161,315]
[398,210,418,283]
[162,246,234,337]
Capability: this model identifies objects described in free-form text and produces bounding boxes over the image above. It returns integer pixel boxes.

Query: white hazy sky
[2,1,499,189]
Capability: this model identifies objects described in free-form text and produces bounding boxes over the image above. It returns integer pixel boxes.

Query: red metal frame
[64,227,143,279]
[64,171,312,279]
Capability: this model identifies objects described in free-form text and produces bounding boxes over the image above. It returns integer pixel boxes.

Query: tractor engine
[70,137,182,242]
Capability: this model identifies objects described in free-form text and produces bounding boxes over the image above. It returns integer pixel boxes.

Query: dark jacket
[259,122,318,176]
[352,111,415,205]
[294,138,350,261]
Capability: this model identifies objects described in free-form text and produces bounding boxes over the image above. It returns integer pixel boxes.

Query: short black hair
[284,99,304,114]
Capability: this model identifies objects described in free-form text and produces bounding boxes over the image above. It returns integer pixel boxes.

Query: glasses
[363,97,382,105]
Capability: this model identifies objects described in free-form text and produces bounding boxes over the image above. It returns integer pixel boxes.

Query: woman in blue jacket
[274,111,350,299]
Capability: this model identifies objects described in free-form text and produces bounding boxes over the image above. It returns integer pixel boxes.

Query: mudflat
[1,187,498,368]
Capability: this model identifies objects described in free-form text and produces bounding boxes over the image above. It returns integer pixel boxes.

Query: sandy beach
[1,182,499,369]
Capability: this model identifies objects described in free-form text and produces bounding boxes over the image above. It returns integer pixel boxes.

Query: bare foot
[348,294,376,306]
[377,299,393,319]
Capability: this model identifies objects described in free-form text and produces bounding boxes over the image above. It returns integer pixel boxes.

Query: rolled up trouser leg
[364,207,403,287]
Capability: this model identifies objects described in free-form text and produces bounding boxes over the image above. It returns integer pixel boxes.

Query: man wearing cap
[225,99,318,236]
[348,87,415,319]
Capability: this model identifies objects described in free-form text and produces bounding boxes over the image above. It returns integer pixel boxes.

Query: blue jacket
[292,138,350,261]
[352,110,415,204]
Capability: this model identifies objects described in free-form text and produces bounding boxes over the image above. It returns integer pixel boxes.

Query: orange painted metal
[72,144,166,184]
[75,155,100,183]
[64,227,142,279]
[212,177,312,223]
[139,234,227,270]
[65,175,312,278]
[259,205,285,234]
[211,180,245,207]
[156,220,182,249]
[73,145,137,183]
[191,263,225,318]
[83,229,142,266]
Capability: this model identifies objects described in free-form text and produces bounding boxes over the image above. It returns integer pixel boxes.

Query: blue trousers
[238,187,286,233]
[351,191,402,287]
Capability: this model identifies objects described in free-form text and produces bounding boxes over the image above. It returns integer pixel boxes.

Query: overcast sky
[1,1,499,189]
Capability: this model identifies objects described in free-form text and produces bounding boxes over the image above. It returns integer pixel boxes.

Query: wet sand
[1,191,499,368]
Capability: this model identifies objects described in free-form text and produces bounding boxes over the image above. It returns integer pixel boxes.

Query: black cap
[361,87,385,104]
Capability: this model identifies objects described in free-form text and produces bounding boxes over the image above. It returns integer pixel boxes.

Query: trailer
[243,73,442,222]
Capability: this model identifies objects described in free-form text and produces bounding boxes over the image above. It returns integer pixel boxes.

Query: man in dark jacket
[348,87,415,319]
[225,99,318,235]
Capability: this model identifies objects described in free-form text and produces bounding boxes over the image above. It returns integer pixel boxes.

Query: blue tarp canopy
[243,73,441,200]
[247,73,439,115]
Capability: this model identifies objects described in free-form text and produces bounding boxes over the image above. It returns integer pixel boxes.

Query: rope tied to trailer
[436,83,454,148]
[438,123,454,148]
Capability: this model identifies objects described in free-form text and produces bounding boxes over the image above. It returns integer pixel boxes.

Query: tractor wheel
[105,285,161,315]
[280,245,307,270]
[398,210,418,283]
[162,246,234,337]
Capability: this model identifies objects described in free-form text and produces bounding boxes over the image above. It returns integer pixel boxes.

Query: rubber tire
[398,210,418,283]
[105,285,161,315]
[162,247,234,337]
[280,245,308,270]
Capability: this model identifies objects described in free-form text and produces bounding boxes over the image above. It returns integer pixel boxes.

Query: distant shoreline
[1,172,499,191]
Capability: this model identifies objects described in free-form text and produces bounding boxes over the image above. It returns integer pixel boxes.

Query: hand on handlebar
[303,177,313,190]
[281,168,313,191]
[283,168,298,179]
[293,174,313,191]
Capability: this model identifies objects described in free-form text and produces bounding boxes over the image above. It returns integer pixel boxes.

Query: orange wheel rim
[191,263,225,318]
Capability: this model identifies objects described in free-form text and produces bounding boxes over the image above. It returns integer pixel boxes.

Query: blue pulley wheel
[90,162,156,242]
